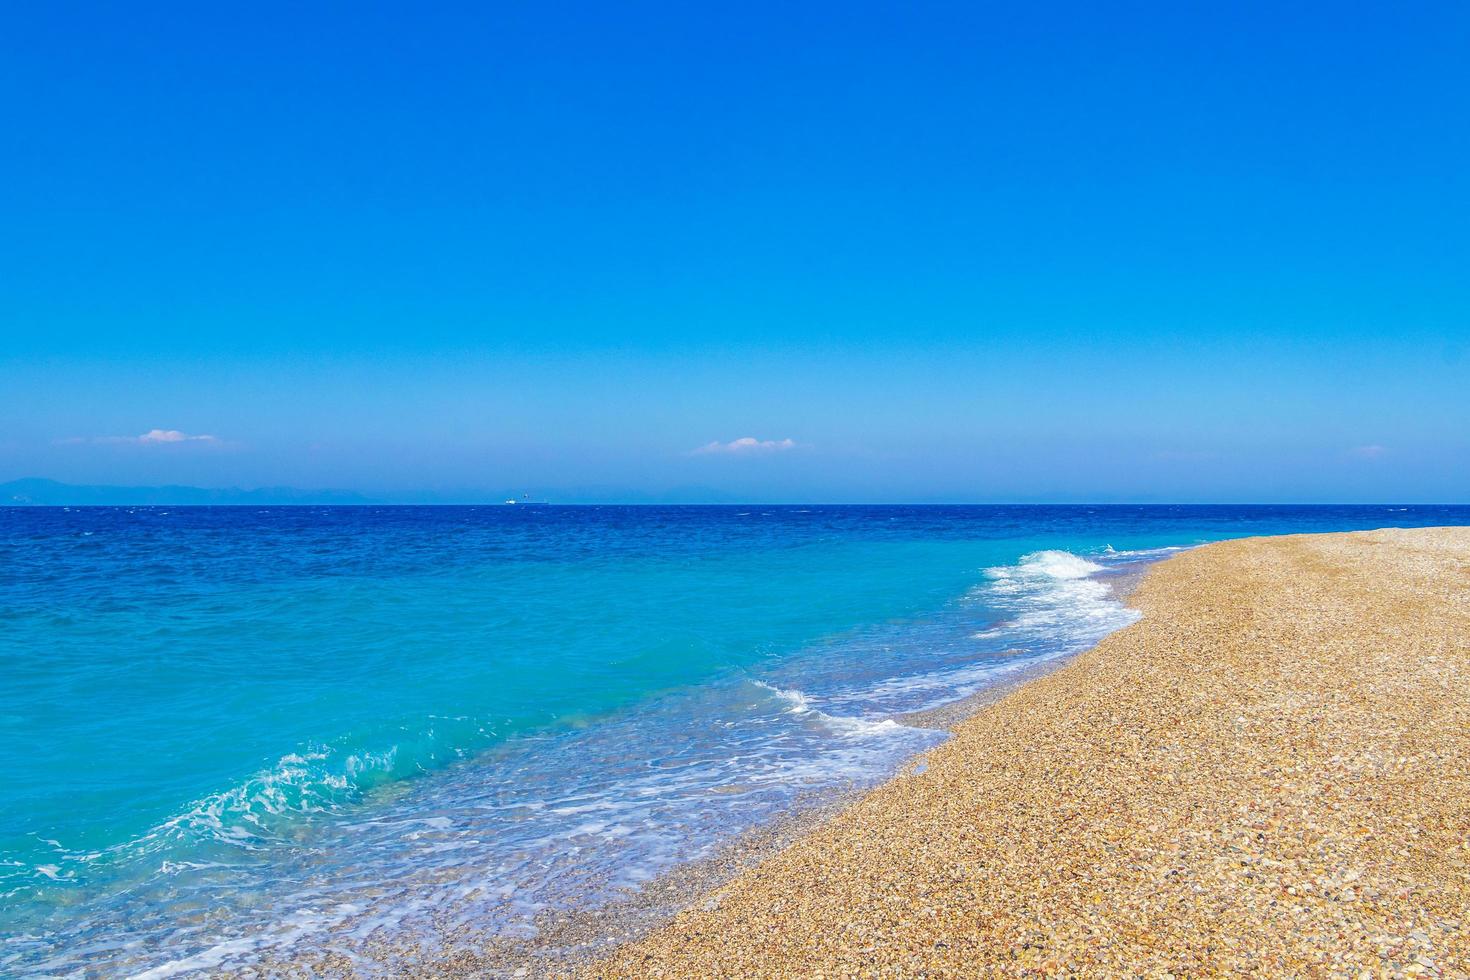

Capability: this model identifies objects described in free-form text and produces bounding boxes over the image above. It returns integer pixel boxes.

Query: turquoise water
[2,504,1465,975]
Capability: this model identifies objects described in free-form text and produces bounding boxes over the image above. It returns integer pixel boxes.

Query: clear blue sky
[2,2,1466,502]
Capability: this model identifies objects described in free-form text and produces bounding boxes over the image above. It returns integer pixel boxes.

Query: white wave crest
[752,681,903,738]
[986,549,1104,582]
[972,549,1140,642]
[753,680,814,714]
[1100,544,1187,560]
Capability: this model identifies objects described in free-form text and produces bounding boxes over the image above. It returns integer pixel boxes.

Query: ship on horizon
[503,493,550,506]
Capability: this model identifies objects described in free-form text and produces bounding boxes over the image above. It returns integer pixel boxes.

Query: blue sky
[2,2,1466,502]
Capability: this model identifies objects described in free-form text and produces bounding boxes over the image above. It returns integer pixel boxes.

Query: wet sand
[588,528,1470,977]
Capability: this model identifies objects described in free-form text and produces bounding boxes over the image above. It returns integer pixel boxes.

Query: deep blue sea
[3,504,1466,976]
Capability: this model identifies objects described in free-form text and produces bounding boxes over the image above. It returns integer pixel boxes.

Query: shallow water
[3,504,1466,975]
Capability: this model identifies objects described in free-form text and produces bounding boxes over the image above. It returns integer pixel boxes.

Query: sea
[3,504,1466,976]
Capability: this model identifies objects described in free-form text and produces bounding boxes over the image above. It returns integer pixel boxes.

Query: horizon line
[4,501,1466,508]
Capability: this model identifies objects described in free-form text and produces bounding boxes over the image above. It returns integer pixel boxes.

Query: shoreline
[309,555,1160,978]
[588,528,1470,976]
[252,553,1159,977]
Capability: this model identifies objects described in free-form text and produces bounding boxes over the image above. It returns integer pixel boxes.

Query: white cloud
[1349,444,1387,460]
[60,429,221,446]
[691,436,798,455]
[137,429,217,443]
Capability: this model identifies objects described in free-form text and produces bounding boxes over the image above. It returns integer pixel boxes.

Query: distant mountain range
[0,478,373,506]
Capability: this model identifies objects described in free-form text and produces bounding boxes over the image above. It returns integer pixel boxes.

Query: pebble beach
[589,528,1470,977]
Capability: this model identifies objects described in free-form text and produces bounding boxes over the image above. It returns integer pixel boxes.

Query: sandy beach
[589,528,1470,977]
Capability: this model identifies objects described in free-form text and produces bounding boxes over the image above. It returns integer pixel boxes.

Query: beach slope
[591,528,1470,977]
